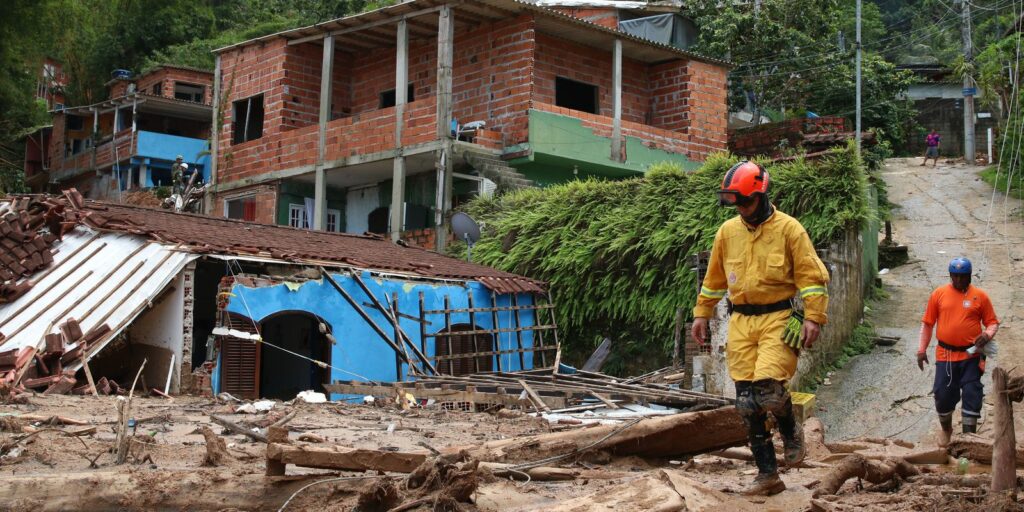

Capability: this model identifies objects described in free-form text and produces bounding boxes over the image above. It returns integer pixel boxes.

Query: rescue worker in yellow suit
[691,161,830,496]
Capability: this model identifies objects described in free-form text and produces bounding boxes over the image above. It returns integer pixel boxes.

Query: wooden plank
[325,381,567,409]
[467,289,480,373]
[350,272,436,375]
[511,293,525,370]
[426,325,557,337]
[442,295,454,374]
[267,443,428,473]
[518,379,551,413]
[210,415,268,443]
[590,392,620,409]
[287,4,445,46]
[428,345,557,361]
[422,303,555,315]
[418,291,427,355]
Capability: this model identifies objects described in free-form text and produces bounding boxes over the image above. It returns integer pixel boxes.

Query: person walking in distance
[921,128,941,167]
[917,257,999,446]
[691,161,831,496]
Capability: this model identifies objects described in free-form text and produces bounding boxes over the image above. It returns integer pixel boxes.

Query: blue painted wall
[134,130,211,185]
[211,271,539,399]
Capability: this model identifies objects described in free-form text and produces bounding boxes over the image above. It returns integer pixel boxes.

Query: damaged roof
[2,191,545,296]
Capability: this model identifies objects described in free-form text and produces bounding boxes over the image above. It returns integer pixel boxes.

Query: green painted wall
[276,181,347,228]
[506,109,701,186]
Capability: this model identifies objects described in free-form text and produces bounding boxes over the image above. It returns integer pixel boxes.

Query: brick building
[209,0,729,249]
[24,65,214,199]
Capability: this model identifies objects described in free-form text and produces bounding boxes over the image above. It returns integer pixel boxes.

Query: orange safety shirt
[921,284,998,362]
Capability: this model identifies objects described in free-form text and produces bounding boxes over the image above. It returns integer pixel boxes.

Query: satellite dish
[450,212,481,261]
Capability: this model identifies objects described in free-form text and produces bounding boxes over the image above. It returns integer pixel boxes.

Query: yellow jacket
[693,208,830,324]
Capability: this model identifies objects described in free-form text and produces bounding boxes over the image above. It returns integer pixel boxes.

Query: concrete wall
[905,98,999,158]
[211,270,540,398]
[127,272,186,393]
[699,223,871,394]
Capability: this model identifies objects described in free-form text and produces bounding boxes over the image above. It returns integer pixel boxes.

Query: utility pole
[855,0,862,159]
[961,0,976,164]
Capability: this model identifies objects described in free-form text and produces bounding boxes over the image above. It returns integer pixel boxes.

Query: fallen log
[210,414,269,443]
[947,433,1024,466]
[452,406,747,462]
[266,443,428,473]
[812,454,919,497]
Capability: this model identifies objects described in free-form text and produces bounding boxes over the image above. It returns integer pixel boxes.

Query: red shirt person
[917,257,998,445]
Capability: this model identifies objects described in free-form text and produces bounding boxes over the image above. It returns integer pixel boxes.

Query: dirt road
[817,157,1024,444]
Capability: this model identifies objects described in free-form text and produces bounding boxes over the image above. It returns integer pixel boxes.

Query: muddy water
[815,158,1024,445]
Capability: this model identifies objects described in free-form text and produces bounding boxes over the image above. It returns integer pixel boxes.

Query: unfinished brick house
[24,65,214,199]
[209,0,728,250]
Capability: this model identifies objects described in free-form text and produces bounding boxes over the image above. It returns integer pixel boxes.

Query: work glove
[973,333,991,348]
[783,310,804,351]
[917,352,928,371]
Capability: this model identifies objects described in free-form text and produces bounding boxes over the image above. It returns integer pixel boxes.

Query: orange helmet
[718,161,769,206]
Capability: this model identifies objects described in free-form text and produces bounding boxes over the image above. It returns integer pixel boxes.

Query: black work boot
[962,416,978,434]
[744,440,785,496]
[774,402,805,466]
[938,412,954,447]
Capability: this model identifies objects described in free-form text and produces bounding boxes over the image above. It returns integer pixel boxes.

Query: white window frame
[288,203,309,229]
[326,208,341,232]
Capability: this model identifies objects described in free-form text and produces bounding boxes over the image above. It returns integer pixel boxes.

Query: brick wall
[214,184,279,225]
[550,7,620,29]
[533,33,649,125]
[729,116,848,157]
[137,67,214,104]
[681,60,729,157]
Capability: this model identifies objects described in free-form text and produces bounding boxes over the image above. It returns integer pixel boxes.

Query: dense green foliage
[457,144,872,366]
[683,0,918,150]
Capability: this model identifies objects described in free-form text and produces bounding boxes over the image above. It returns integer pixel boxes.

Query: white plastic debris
[363,395,376,405]
[296,390,327,404]
[235,400,276,414]
[387,423,396,434]
[878,268,890,275]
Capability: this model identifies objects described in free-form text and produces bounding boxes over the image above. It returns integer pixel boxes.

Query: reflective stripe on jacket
[693,208,831,324]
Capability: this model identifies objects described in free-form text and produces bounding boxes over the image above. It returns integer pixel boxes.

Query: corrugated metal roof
[0,228,196,367]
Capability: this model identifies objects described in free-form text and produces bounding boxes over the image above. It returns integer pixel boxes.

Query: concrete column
[434,5,454,252]
[611,38,623,162]
[314,34,335,230]
[207,55,221,213]
[390,19,409,241]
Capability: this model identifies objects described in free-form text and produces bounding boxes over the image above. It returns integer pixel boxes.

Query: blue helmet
[949,257,972,275]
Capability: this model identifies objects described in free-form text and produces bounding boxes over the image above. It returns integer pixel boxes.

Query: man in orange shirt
[917,257,999,445]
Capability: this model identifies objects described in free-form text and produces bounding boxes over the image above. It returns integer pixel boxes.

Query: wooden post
[991,367,1018,499]
[610,38,623,162]
[443,295,454,375]
[265,426,288,476]
[490,291,503,373]
[467,291,480,373]
[672,307,685,368]
[434,5,454,252]
[418,291,427,355]
[512,294,525,370]
[392,292,404,381]
[390,19,408,242]
[313,34,335,231]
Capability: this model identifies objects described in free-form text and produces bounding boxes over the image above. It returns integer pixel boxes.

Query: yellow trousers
[726,309,798,382]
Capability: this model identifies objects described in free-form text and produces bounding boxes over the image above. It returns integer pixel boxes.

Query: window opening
[380,84,415,109]
[555,77,599,114]
[232,94,264,144]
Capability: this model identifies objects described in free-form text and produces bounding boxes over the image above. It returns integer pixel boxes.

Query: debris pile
[0,318,113,397]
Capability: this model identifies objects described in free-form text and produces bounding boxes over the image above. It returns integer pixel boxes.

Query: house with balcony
[209,0,728,250]
[25,64,215,199]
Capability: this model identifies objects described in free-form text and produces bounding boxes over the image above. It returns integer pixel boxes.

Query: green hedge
[457,143,873,369]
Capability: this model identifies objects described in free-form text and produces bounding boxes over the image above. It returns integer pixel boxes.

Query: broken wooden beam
[991,367,1021,499]
[948,433,1024,466]
[454,406,747,462]
[210,415,269,443]
[266,443,428,474]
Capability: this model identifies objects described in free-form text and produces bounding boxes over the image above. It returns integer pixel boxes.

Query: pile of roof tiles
[0,191,85,305]
[0,317,112,395]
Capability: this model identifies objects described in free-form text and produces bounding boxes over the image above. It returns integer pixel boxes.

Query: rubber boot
[744,440,786,496]
[937,412,953,447]
[774,401,805,466]
[742,412,786,496]
[962,416,978,434]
